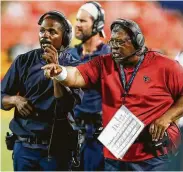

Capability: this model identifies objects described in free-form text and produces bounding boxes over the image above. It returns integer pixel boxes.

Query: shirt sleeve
[166,61,183,100]
[76,55,102,88]
[1,57,20,110]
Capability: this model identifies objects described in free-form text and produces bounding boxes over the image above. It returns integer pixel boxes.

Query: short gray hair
[111,23,124,33]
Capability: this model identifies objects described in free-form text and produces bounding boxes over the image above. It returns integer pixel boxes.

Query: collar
[76,42,105,57]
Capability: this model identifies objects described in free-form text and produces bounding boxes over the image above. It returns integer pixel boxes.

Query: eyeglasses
[108,38,130,48]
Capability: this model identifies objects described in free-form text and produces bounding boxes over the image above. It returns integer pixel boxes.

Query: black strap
[119,55,144,97]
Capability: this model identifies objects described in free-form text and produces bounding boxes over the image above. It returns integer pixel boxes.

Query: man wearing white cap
[67,1,111,171]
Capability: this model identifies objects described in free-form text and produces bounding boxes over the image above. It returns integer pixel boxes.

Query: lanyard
[120,55,144,97]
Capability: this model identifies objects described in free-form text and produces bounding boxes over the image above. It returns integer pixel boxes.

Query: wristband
[54,66,67,81]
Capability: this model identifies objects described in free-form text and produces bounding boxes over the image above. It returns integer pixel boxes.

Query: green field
[1,109,14,171]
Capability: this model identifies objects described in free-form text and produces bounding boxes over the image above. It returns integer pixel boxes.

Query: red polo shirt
[77,51,183,161]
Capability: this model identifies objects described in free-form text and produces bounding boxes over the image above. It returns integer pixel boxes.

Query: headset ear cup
[62,33,67,48]
[136,34,145,49]
[93,21,98,33]
[62,30,72,48]
[64,30,72,48]
[63,20,72,48]
[86,1,105,34]
[97,21,104,31]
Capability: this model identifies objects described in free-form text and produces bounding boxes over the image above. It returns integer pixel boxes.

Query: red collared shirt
[77,51,183,161]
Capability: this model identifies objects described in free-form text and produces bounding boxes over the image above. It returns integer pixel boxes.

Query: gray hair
[111,23,124,33]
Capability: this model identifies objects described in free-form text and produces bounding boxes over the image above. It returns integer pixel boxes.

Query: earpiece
[85,1,105,35]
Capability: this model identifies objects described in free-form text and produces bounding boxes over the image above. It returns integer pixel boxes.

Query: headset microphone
[112,49,139,62]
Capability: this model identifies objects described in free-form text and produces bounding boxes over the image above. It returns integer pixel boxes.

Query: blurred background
[1,1,183,171]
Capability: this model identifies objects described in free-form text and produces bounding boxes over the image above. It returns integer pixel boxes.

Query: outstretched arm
[42,63,87,88]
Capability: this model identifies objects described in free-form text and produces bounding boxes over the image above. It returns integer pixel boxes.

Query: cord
[47,99,58,161]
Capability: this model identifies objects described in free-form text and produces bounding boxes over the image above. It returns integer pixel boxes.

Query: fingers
[154,127,162,141]
[50,65,60,76]
[149,123,155,135]
[44,44,57,53]
[15,96,34,117]
[42,64,62,78]
[43,45,58,64]
[42,54,55,64]
[150,124,161,141]
[53,65,58,74]
[159,128,167,140]
[152,125,158,141]
[43,66,59,78]
[18,102,33,117]
[26,103,33,112]
[23,103,33,116]
[18,108,27,116]
[41,63,55,70]
[22,107,30,116]
[149,122,170,141]
[44,69,51,78]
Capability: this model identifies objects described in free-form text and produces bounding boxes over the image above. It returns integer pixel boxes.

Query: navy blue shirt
[1,48,82,138]
[67,43,111,117]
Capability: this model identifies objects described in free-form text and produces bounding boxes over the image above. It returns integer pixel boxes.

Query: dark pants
[73,114,104,171]
[104,155,171,171]
[81,140,104,171]
[13,141,70,171]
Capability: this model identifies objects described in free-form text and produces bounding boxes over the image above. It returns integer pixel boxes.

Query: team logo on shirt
[143,76,151,83]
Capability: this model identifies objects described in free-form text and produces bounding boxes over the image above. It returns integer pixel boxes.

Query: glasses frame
[108,37,131,48]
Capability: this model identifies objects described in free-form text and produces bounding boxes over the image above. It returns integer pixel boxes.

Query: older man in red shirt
[42,19,183,171]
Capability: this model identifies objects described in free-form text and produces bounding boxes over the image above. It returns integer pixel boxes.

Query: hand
[41,63,62,78]
[42,45,59,64]
[13,96,33,117]
[149,116,171,141]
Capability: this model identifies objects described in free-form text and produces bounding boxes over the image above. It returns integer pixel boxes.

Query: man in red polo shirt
[42,19,183,171]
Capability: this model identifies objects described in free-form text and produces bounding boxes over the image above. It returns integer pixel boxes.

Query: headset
[85,1,105,35]
[110,19,145,50]
[38,10,72,50]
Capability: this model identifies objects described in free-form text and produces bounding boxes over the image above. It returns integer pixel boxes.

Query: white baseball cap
[79,2,105,38]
